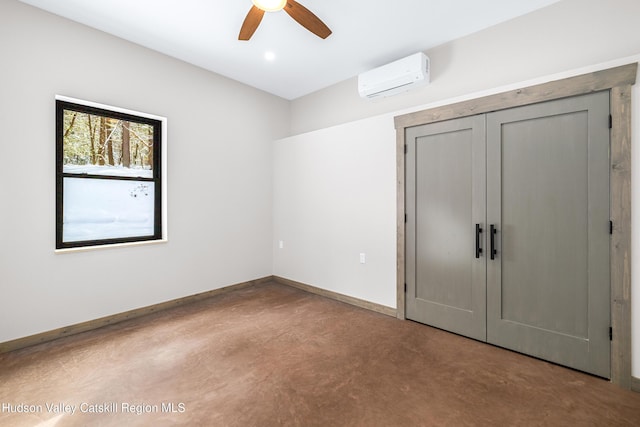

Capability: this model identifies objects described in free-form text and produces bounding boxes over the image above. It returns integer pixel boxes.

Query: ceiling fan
[239,0,332,41]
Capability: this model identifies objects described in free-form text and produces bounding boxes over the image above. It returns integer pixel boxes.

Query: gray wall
[0,0,289,342]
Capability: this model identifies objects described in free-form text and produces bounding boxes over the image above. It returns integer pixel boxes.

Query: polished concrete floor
[1,282,640,426]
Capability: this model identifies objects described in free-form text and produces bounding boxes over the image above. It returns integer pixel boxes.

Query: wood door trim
[394,62,637,388]
[610,83,634,388]
[394,64,637,129]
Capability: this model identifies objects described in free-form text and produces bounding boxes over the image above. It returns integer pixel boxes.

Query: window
[56,97,165,250]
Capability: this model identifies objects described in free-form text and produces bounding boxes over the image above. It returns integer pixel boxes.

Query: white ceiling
[19,0,562,100]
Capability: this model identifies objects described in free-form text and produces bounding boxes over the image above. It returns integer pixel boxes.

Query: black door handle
[490,224,497,260]
[475,224,483,259]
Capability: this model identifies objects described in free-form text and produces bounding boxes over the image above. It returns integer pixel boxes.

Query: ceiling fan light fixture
[239,0,331,41]
[252,0,287,12]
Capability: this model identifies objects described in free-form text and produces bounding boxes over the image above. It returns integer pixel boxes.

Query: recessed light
[264,51,276,61]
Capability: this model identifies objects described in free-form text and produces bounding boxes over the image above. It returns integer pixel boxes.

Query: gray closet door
[406,115,487,341]
[486,92,611,378]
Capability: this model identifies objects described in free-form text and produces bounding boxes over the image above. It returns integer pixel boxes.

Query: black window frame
[56,100,163,249]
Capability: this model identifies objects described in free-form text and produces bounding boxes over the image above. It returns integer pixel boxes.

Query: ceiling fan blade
[238,6,265,40]
[283,0,332,39]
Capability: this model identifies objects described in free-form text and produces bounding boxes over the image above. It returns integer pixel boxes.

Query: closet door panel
[486,92,610,378]
[406,116,486,341]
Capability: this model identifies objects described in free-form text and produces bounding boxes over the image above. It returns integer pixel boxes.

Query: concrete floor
[1,282,640,426]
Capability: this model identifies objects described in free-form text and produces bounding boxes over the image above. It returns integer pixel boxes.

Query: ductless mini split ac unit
[358,52,430,99]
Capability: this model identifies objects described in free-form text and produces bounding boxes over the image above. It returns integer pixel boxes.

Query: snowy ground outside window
[62,166,155,242]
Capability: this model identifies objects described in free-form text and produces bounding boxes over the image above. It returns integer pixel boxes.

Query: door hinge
[610,220,613,235]
[609,327,613,341]
[609,114,613,129]
[404,144,408,154]
[404,214,407,223]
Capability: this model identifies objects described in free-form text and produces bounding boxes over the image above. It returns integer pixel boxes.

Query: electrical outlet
[359,253,366,264]
[278,240,284,249]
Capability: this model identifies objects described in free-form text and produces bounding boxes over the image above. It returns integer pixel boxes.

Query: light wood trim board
[272,276,397,317]
[0,276,272,354]
[1,276,396,354]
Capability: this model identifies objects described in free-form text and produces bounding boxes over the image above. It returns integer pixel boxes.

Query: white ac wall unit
[358,52,430,99]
